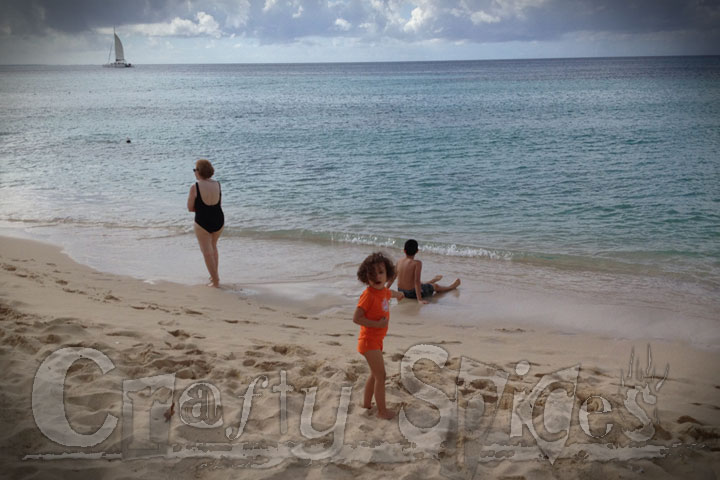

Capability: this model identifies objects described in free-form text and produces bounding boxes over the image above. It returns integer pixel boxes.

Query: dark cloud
[387,0,720,43]
[1,0,718,46]
[1,0,176,35]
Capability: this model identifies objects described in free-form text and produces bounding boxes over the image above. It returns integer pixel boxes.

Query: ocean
[1,57,719,346]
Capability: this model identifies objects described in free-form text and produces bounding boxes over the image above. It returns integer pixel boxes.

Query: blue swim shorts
[398,283,435,300]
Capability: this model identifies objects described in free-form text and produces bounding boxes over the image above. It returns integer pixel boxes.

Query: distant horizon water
[4,53,720,68]
[1,56,719,346]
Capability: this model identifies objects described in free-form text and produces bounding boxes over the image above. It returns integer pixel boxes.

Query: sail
[114,33,125,62]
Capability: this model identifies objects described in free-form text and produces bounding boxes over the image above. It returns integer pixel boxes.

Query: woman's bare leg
[194,223,220,287]
[210,227,223,284]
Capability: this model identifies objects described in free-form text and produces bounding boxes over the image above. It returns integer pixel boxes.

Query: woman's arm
[187,184,196,212]
[353,307,388,328]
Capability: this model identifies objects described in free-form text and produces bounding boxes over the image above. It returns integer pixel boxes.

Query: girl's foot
[429,275,443,284]
[377,409,396,420]
[450,278,461,289]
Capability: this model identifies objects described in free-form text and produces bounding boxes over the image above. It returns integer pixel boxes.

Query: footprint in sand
[106,330,141,338]
[168,329,191,339]
[2,334,40,354]
[496,328,526,334]
[344,368,359,382]
[281,324,303,330]
[677,415,703,425]
[272,344,313,356]
[255,360,293,370]
[224,318,259,325]
[42,318,87,337]
[38,333,63,344]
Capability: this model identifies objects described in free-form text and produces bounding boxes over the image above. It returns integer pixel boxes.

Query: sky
[0,0,718,64]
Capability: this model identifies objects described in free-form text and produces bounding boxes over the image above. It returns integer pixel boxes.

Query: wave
[2,216,717,290]
[0,216,189,239]
[219,228,719,287]
[221,228,515,261]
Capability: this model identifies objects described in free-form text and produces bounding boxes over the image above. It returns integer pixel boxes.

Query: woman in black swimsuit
[187,159,224,287]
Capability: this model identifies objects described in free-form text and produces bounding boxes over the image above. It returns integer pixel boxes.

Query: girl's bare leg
[362,374,374,409]
[362,350,395,419]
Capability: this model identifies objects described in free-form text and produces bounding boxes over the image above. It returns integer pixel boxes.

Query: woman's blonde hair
[195,159,215,179]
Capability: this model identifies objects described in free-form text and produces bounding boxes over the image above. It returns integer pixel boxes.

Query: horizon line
[2,53,719,67]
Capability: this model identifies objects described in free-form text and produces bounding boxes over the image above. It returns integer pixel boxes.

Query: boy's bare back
[395,256,421,291]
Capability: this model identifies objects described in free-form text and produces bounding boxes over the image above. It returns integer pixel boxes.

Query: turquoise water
[1,57,719,343]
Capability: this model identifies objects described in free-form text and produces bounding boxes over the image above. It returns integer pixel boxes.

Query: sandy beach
[1,235,719,479]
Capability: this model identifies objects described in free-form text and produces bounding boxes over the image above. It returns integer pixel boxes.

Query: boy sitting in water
[391,239,461,304]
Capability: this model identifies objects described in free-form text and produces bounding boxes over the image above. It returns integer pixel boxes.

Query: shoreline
[1,235,719,478]
[2,223,719,350]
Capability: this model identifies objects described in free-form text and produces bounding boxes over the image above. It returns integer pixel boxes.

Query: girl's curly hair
[357,252,395,285]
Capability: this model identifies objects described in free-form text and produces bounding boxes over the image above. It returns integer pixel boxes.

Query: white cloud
[368,0,408,30]
[293,5,304,18]
[493,0,549,20]
[335,18,351,31]
[127,11,222,38]
[470,10,500,24]
[223,0,251,28]
[263,0,279,13]
[404,6,433,33]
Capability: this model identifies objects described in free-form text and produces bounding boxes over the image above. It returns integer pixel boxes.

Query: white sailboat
[103,28,133,68]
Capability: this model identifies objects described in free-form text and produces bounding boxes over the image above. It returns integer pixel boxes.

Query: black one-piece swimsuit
[194,182,224,233]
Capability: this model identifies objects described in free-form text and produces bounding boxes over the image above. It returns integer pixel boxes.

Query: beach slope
[1,236,719,479]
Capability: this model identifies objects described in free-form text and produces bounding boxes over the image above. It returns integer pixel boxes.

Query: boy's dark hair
[357,252,396,285]
[404,239,419,256]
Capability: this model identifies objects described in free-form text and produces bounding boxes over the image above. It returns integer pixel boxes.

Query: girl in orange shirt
[353,252,404,419]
